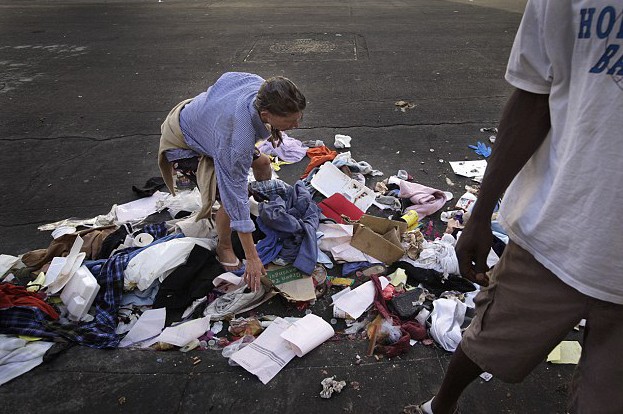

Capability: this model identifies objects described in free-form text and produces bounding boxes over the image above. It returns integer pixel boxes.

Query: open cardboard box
[350,215,407,265]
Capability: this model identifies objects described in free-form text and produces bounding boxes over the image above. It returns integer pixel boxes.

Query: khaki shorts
[461,241,623,413]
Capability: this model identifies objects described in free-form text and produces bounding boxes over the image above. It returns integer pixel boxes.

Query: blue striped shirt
[177,72,271,232]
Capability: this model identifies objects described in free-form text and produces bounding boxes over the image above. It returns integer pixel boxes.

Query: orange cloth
[300,146,338,178]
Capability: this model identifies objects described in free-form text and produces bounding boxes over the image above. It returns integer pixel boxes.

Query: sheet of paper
[157,315,211,347]
[331,242,381,264]
[547,341,582,364]
[275,277,317,302]
[449,160,487,179]
[230,318,296,384]
[330,287,351,305]
[279,314,335,357]
[311,162,376,212]
[318,224,353,252]
[119,308,166,348]
[333,277,389,319]
[116,191,168,223]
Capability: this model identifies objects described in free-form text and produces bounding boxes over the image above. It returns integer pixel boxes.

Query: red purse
[318,193,364,224]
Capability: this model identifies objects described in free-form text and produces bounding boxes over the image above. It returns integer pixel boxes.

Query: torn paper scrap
[547,341,582,364]
[449,160,487,180]
[157,315,211,347]
[119,308,166,348]
[279,314,335,357]
[333,277,390,319]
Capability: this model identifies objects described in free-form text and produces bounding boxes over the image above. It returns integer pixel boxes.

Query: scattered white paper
[330,242,381,264]
[333,277,390,319]
[230,318,297,384]
[116,191,168,223]
[157,315,211,347]
[119,308,166,348]
[318,224,353,252]
[231,315,335,384]
[449,160,487,180]
[330,287,352,305]
[279,314,335,357]
[311,162,376,212]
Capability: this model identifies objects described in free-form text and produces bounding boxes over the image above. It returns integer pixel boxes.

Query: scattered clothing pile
[0,133,505,385]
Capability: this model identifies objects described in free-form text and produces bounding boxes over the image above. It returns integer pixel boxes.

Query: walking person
[416,1,623,412]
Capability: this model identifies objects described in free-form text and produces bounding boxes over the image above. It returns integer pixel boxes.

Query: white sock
[421,397,435,414]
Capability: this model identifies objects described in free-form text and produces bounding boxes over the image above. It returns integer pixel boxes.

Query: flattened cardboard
[265,264,316,302]
[350,215,407,265]
[266,265,306,285]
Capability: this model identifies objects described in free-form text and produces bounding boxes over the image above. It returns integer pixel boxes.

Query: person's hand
[455,218,492,287]
[243,256,266,292]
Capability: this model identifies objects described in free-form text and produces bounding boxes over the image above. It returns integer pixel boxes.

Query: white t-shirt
[499,0,623,304]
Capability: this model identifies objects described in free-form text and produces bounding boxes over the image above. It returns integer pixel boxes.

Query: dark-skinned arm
[456,88,551,286]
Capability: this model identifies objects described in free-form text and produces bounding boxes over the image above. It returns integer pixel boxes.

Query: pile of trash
[0,131,506,387]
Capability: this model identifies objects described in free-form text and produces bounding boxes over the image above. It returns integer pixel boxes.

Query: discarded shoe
[360,264,387,278]
[203,284,266,320]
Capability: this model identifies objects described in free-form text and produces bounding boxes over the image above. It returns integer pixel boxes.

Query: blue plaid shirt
[0,223,180,349]
[178,72,271,233]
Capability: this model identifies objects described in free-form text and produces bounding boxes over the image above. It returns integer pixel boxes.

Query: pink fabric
[257,133,309,163]
[398,180,448,218]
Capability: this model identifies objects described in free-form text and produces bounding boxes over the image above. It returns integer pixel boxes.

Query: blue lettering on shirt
[579,6,623,76]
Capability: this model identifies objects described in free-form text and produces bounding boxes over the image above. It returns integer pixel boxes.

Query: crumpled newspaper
[320,376,347,399]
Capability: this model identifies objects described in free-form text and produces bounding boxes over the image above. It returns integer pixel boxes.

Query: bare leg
[215,207,241,270]
[252,153,272,181]
[430,344,483,413]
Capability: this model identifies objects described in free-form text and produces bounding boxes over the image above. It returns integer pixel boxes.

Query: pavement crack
[0,133,159,142]
[175,374,193,414]
[298,120,497,130]
[0,220,50,228]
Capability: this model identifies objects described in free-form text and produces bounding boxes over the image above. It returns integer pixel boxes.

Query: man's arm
[456,88,551,286]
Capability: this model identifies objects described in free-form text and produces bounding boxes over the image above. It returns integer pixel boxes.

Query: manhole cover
[241,33,367,62]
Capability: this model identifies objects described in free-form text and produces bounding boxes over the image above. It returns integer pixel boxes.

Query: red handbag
[318,193,364,224]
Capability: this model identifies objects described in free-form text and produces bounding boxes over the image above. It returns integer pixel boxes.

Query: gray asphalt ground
[0,0,579,413]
